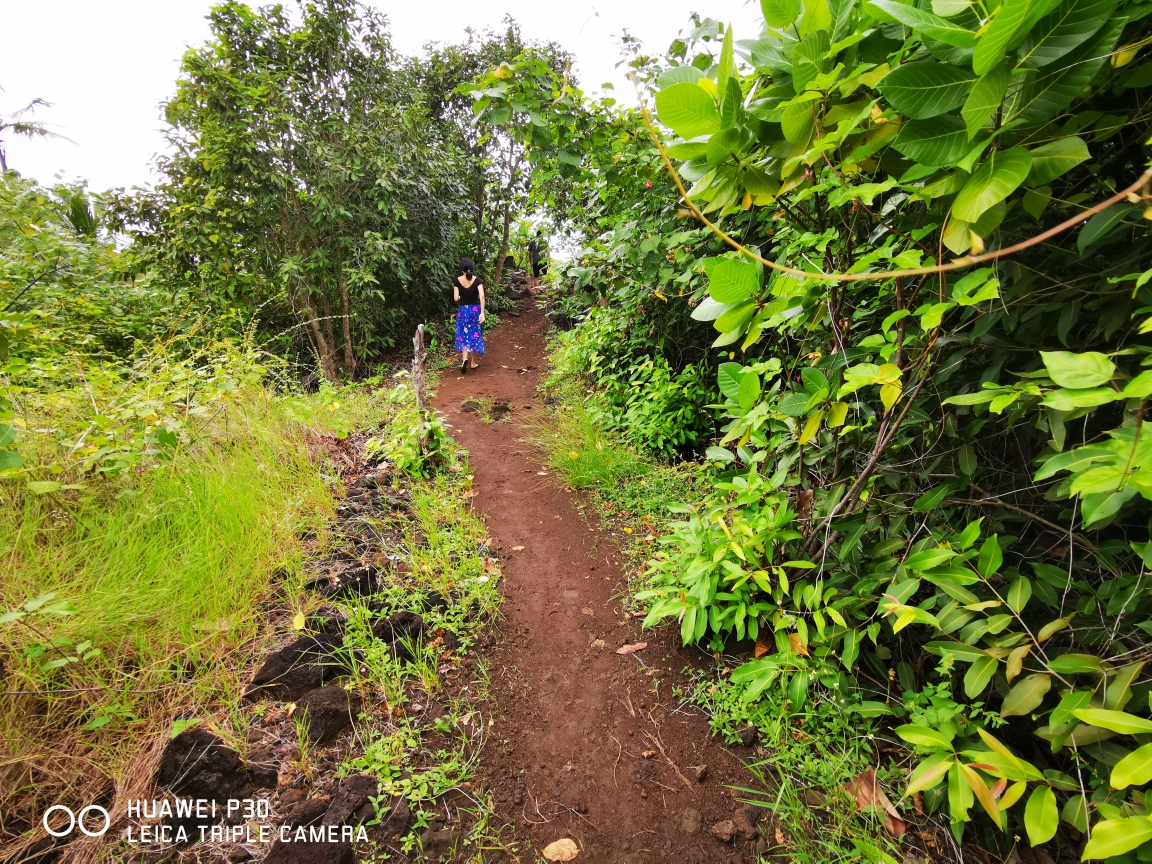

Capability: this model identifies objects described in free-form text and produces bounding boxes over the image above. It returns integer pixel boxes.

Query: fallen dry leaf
[581,607,594,617]
[536,471,548,475]
[754,634,772,659]
[542,838,579,862]
[512,545,525,551]
[846,768,906,839]
[616,642,647,655]
[788,633,810,657]
[642,749,656,759]
[589,639,607,651]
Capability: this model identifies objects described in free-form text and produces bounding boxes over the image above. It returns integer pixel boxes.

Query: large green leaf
[1024,786,1059,846]
[1016,0,1115,69]
[708,257,761,303]
[1000,673,1051,716]
[1006,17,1125,124]
[718,363,746,401]
[877,62,977,119]
[717,25,736,97]
[763,0,803,28]
[867,0,977,47]
[1082,818,1152,860]
[1025,135,1090,185]
[964,655,998,697]
[1073,708,1152,734]
[1078,202,1141,253]
[655,83,721,139]
[961,66,1010,139]
[782,97,818,142]
[1040,350,1116,388]
[973,0,1040,75]
[893,115,970,166]
[793,32,833,91]
[1111,742,1152,789]
[896,724,956,748]
[952,147,1032,223]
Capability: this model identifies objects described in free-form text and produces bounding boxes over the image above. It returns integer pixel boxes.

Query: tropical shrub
[494,0,1152,854]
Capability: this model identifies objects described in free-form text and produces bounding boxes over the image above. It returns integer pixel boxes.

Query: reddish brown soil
[433,301,764,864]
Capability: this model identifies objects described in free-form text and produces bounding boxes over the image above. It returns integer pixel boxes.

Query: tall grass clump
[0,344,390,852]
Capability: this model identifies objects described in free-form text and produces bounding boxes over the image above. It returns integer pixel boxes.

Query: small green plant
[364,381,452,478]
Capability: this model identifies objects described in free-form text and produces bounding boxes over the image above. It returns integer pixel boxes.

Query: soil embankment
[434,301,764,863]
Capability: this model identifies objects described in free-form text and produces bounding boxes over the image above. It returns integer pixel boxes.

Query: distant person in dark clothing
[528,233,548,284]
[453,257,485,374]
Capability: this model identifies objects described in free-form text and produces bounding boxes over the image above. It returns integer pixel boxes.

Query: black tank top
[456,276,480,305]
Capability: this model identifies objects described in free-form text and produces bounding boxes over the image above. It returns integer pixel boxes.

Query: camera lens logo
[43,805,110,838]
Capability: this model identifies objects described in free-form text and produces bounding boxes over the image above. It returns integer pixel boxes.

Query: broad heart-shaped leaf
[1024,786,1059,846]
[657,66,705,88]
[1082,818,1152,860]
[792,32,832,92]
[893,115,970,166]
[655,82,720,139]
[952,147,1032,223]
[691,296,732,321]
[1112,742,1152,789]
[782,98,817,143]
[762,0,803,28]
[1006,17,1124,124]
[1040,350,1115,388]
[1025,135,1089,186]
[963,655,998,698]
[961,66,1010,139]
[1078,202,1141,254]
[877,62,977,119]
[718,362,746,401]
[972,0,1041,75]
[867,0,977,47]
[1000,672,1051,716]
[1016,0,1115,69]
[737,371,762,409]
[708,257,761,303]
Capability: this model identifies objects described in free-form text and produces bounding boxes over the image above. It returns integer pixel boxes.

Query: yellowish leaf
[959,762,1001,824]
[292,611,306,631]
[1006,643,1030,682]
[880,383,902,411]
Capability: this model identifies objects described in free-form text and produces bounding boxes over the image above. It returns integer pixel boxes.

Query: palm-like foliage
[0,98,73,172]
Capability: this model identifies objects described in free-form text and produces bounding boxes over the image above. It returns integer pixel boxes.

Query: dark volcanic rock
[157,728,252,802]
[306,565,380,598]
[246,633,349,701]
[282,797,329,827]
[156,728,252,837]
[323,775,379,826]
[372,610,425,644]
[296,687,362,744]
[263,840,354,864]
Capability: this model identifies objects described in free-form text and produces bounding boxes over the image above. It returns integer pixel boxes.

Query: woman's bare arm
[478,283,486,322]
[453,280,460,304]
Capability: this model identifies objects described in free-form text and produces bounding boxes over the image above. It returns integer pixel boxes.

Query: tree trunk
[321,294,337,368]
[412,324,429,411]
[339,278,354,375]
[492,139,521,290]
[301,291,338,382]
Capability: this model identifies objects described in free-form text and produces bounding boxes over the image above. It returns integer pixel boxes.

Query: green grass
[0,384,385,840]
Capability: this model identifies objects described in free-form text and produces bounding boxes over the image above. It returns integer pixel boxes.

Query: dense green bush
[494,0,1152,855]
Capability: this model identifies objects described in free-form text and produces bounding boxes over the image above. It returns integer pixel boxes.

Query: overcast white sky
[1,0,762,192]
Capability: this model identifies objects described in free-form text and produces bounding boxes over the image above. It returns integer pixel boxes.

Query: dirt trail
[433,302,764,864]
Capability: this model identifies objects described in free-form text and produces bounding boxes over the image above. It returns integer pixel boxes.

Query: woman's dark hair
[460,258,475,278]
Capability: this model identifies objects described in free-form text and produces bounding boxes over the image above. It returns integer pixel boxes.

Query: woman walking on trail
[453,257,485,374]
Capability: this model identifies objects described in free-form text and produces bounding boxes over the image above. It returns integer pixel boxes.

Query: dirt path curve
[433,301,764,864]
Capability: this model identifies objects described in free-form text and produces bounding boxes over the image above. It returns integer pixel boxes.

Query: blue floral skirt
[455,304,485,355]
